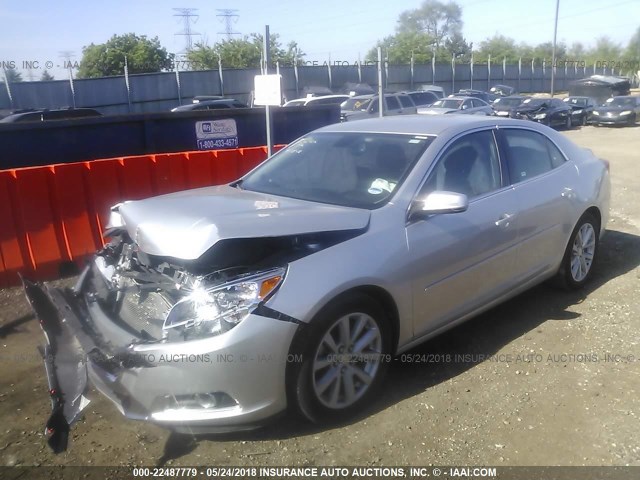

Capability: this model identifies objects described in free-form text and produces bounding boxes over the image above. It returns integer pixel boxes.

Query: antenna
[173,8,201,52]
[216,9,240,40]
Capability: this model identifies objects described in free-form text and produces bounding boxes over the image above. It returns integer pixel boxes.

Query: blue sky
[1,0,639,80]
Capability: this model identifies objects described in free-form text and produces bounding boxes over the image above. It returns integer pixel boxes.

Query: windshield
[566,98,588,106]
[241,132,434,209]
[341,97,374,111]
[495,98,525,107]
[521,98,548,108]
[604,97,635,107]
[432,99,463,109]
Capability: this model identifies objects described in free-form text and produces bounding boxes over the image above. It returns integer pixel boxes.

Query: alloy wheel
[570,223,596,282]
[312,312,382,409]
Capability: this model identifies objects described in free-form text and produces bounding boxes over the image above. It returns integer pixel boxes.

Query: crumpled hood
[114,185,370,259]
[515,105,547,114]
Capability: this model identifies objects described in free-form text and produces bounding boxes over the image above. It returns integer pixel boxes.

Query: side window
[386,96,400,110]
[399,95,414,108]
[419,130,502,199]
[502,129,566,184]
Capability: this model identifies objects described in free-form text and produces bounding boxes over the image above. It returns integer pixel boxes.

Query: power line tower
[216,9,240,40]
[173,8,201,53]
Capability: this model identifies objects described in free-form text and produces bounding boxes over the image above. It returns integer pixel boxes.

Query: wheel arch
[284,284,401,411]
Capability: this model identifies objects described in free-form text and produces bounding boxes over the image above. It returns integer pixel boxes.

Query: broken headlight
[163,268,285,340]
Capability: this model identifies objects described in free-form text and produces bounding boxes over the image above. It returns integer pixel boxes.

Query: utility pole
[550,0,560,96]
[264,25,273,156]
[59,51,75,76]
[217,9,240,40]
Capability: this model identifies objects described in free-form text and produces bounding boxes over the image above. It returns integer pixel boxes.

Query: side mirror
[410,191,469,219]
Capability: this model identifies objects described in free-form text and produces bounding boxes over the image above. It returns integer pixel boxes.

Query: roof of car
[317,114,532,136]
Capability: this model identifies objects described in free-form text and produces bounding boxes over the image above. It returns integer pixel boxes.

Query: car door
[496,128,575,280]
[406,129,521,338]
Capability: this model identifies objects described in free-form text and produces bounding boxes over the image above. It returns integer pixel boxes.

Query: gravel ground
[0,124,639,468]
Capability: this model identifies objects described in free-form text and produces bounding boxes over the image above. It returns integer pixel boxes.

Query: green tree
[40,70,55,81]
[567,42,586,59]
[78,33,173,78]
[622,26,640,74]
[398,0,463,51]
[187,34,305,69]
[475,35,520,63]
[584,36,622,65]
[3,68,22,83]
[367,0,467,63]
[444,31,472,61]
[366,30,436,64]
[530,41,566,63]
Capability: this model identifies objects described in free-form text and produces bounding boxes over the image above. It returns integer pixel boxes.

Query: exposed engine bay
[89,228,360,342]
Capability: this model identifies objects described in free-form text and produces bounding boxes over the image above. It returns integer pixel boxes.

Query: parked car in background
[563,96,597,126]
[418,96,493,116]
[283,95,350,107]
[171,99,248,112]
[492,95,531,117]
[0,108,102,123]
[591,96,640,126]
[418,85,445,98]
[340,93,417,122]
[490,85,517,97]
[404,90,439,108]
[192,95,225,103]
[512,98,573,128]
[455,89,499,104]
[24,115,609,450]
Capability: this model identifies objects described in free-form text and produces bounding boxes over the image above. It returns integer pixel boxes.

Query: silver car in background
[340,93,417,121]
[24,115,610,452]
[418,96,494,115]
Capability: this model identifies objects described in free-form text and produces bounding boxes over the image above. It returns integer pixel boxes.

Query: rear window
[409,92,437,106]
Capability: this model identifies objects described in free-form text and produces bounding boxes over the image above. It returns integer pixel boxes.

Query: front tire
[565,114,572,129]
[291,293,391,423]
[554,213,600,289]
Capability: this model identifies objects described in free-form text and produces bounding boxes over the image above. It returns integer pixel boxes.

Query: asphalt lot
[0,123,639,467]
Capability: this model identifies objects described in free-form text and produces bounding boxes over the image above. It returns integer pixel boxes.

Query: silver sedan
[24,115,610,451]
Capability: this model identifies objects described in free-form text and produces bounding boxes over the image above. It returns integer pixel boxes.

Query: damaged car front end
[24,184,372,452]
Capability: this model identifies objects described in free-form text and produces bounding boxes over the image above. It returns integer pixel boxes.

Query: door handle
[495,213,514,227]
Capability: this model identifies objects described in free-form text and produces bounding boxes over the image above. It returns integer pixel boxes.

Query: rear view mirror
[410,191,469,219]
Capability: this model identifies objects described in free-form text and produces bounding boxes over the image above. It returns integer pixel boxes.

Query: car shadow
[0,312,35,338]
[155,229,640,464]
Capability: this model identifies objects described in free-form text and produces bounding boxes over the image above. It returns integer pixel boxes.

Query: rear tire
[553,212,600,290]
[291,293,391,424]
